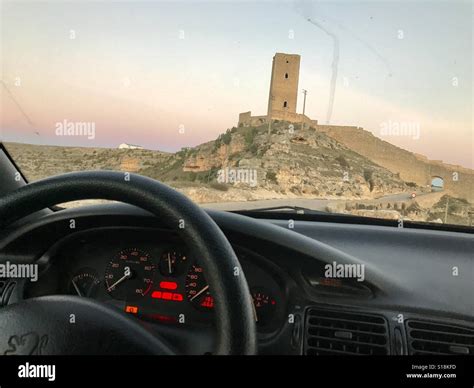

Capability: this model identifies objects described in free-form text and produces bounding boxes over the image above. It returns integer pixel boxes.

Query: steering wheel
[0,171,257,355]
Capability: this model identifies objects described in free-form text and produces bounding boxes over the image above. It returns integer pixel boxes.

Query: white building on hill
[118,143,144,150]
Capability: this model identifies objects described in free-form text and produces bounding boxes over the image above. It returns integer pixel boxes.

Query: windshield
[1,1,472,227]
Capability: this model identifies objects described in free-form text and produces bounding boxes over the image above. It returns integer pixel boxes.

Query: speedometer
[104,248,155,300]
[185,264,214,310]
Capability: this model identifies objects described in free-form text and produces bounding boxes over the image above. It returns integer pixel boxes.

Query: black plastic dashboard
[0,203,473,355]
[27,226,286,334]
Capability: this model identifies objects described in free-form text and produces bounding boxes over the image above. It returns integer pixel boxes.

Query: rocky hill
[159,121,413,202]
[5,121,414,204]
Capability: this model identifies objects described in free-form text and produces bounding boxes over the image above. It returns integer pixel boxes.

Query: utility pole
[301,89,308,130]
[302,89,308,115]
[267,95,273,136]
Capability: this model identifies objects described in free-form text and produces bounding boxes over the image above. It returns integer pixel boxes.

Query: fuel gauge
[252,288,277,325]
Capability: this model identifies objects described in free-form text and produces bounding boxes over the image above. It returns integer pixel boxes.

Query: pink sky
[1,1,472,168]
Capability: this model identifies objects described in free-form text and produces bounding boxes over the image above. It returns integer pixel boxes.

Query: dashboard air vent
[406,320,474,355]
[305,307,389,355]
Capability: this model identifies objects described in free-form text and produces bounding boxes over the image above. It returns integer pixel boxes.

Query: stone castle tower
[238,52,317,128]
[267,53,301,117]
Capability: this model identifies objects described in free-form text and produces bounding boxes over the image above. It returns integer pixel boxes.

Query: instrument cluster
[54,229,284,331]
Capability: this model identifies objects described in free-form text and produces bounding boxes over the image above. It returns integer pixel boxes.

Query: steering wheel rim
[0,171,257,355]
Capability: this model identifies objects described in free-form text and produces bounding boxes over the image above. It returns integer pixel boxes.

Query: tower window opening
[285,73,289,79]
[283,101,288,108]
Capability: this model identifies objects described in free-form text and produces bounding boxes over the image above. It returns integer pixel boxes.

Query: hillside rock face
[4,122,412,203]
[174,121,410,200]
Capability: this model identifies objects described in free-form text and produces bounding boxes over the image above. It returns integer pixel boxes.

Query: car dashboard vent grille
[305,307,389,355]
[406,320,474,355]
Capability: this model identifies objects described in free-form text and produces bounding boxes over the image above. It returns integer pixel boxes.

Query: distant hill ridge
[4,120,472,203]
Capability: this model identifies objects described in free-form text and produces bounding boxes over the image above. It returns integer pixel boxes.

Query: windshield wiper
[237,205,329,215]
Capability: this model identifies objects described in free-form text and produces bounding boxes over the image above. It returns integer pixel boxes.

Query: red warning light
[160,281,178,290]
[200,295,214,308]
[172,293,183,301]
[125,305,139,314]
[151,290,183,302]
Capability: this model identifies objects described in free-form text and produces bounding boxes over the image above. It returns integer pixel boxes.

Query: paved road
[201,191,431,212]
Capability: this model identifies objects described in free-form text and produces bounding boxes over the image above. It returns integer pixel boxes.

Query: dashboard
[1,203,473,355]
[29,227,286,334]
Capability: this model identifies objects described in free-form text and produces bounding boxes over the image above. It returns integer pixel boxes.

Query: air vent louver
[406,320,474,355]
[305,307,389,355]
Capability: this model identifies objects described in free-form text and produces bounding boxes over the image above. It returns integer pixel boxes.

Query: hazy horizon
[1,0,472,168]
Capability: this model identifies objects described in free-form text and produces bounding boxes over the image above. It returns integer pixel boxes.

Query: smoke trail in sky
[294,1,392,124]
[323,16,392,78]
[306,18,339,125]
[1,80,35,128]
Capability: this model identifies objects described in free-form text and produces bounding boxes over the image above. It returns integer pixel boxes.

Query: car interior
[0,2,473,385]
[0,146,472,356]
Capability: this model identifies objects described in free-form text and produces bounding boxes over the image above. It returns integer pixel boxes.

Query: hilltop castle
[238,53,318,128]
[237,53,474,202]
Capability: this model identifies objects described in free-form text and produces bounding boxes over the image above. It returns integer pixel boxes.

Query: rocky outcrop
[176,122,411,201]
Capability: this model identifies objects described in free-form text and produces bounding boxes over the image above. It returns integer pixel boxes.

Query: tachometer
[104,248,155,300]
[185,264,214,310]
